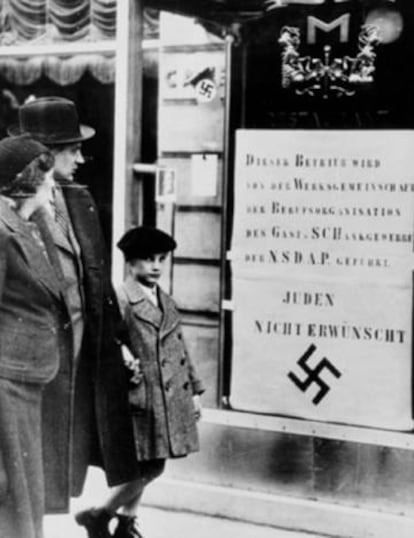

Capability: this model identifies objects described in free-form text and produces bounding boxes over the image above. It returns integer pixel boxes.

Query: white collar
[138,282,159,306]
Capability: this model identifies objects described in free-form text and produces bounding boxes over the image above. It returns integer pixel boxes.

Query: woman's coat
[0,199,70,384]
[0,198,70,538]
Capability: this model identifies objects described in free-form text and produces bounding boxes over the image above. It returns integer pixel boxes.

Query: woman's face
[31,169,55,212]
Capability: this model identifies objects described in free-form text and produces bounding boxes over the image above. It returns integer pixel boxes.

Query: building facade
[2,2,414,536]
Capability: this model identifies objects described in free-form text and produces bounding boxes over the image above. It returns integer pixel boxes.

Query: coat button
[161,359,167,367]
[183,381,189,390]
[180,357,186,365]
[177,333,182,340]
[165,383,170,392]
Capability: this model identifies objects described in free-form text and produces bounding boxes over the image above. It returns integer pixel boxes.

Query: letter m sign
[307,14,350,44]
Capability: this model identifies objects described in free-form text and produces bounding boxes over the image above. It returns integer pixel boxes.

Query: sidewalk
[43,468,326,538]
[45,505,326,538]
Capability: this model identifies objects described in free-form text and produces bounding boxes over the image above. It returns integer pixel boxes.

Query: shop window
[152,3,414,431]
[226,0,414,431]
[156,12,226,408]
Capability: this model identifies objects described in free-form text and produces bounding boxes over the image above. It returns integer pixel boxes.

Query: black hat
[117,226,177,261]
[8,97,95,145]
[0,135,49,193]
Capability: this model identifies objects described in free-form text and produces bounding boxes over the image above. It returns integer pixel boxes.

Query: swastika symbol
[195,79,217,102]
[288,344,342,405]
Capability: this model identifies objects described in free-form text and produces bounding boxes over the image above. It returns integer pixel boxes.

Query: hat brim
[7,123,95,144]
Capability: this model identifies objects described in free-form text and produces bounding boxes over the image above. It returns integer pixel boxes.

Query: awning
[0,1,157,86]
[0,0,116,44]
[0,0,407,86]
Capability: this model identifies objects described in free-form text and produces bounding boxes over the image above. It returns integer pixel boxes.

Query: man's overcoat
[42,180,138,513]
[117,276,204,461]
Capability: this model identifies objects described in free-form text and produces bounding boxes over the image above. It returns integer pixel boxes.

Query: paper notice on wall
[230,129,414,430]
[191,153,218,197]
[156,167,176,203]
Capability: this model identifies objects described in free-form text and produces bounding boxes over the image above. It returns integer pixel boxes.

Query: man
[8,97,138,515]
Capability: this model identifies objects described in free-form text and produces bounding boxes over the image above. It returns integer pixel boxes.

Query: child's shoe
[74,507,114,538]
[113,514,144,538]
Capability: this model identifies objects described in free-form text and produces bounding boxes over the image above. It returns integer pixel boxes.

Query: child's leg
[103,459,166,515]
[75,459,165,538]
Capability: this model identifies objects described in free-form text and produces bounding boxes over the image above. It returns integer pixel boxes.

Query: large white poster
[230,130,414,430]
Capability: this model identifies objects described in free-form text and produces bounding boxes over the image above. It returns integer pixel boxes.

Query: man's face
[52,142,84,181]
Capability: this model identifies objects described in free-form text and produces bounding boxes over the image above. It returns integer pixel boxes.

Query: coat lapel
[0,200,62,299]
[49,221,75,255]
[57,180,105,317]
[158,288,180,339]
[31,209,69,295]
[123,276,163,329]
[58,180,103,273]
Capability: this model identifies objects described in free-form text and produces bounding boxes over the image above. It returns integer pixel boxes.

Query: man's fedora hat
[8,97,95,144]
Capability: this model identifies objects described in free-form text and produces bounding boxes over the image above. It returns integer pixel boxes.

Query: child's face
[129,252,168,287]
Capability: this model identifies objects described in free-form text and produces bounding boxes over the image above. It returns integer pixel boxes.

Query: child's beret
[117,226,177,260]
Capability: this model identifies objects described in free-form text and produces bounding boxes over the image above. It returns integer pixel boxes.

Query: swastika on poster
[195,79,217,103]
[288,344,342,405]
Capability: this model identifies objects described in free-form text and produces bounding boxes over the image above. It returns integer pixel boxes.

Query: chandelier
[278,24,381,98]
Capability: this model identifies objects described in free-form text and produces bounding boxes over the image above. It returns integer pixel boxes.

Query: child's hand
[193,394,202,421]
[121,345,135,366]
[121,346,143,384]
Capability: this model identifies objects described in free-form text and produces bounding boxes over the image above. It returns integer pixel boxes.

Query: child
[76,226,204,538]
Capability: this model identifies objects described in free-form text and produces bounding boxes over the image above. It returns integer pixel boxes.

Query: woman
[0,135,71,538]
